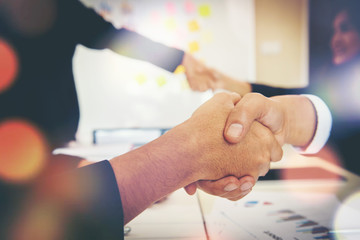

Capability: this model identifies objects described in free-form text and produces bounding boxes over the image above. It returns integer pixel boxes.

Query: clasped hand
[183,92,288,200]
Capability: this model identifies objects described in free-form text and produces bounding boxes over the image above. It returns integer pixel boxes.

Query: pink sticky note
[166,2,176,15]
[185,0,195,14]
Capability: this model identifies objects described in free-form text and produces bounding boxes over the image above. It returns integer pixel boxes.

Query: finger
[212,92,241,107]
[258,161,271,177]
[271,140,283,162]
[224,93,272,144]
[197,81,209,92]
[186,73,202,92]
[197,175,255,198]
[184,182,197,195]
[217,176,255,200]
[207,76,218,91]
[227,189,252,201]
[197,176,241,196]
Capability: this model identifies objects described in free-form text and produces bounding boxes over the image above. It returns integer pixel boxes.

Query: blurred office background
[73,0,307,144]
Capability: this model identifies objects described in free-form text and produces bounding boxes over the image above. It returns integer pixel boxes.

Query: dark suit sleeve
[65,0,184,72]
[57,160,125,240]
[251,83,309,97]
[1,160,125,240]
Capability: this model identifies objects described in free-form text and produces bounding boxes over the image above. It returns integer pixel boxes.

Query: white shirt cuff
[293,94,332,154]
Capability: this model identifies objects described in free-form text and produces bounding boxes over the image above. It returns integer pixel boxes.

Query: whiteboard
[74,0,255,144]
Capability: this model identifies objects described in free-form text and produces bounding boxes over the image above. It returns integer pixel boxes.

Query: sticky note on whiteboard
[185,0,195,14]
[198,4,211,17]
[189,41,200,53]
[188,20,200,32]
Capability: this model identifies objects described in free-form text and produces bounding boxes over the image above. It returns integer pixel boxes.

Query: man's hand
[209,68,252,96]
[182,53,215,91]
[224,93,287,145]
[183,92,283,181]
[185,93,317,200]
[184,175,255,201]
[184,93,286,200]
[184,93,285,200]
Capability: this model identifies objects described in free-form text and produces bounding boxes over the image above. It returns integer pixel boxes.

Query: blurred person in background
[0,0,212,151]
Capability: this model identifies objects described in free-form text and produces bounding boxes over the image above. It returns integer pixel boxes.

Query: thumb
[224,93,274,144]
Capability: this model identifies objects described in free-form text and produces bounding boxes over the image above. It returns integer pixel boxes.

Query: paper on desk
[125,189,207,240]
[204,190,360,240]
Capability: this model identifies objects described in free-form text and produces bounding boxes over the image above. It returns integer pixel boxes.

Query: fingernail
[224,183,238,192]
[240,189,252,197]
[240,182,253,191]
[227,124,243,138]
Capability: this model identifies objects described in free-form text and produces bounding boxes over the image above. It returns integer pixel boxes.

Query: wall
[255,0,308,87]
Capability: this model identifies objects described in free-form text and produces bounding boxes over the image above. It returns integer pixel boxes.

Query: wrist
[154,123,203,183]
[275,95,316,147]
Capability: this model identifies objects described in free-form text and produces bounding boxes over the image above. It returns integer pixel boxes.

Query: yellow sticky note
[188,20,200,32]
[135,74,147,85]
[174,65,186,74]
[156,76,167,87]
[189,41,200,53]
[198,5,211,17]
[165,17,176,31]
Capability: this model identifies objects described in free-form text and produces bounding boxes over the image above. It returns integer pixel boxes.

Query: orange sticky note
[189,41,200,53]
[188,20,200,32]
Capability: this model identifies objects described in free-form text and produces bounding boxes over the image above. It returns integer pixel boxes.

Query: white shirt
[294,94,332,154]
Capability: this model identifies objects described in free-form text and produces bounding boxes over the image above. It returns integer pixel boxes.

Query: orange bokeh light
[0,39,18,94]
[0,120,48,183]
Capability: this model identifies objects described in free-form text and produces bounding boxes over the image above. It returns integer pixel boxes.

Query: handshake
[182,53,253,96]
[178,92,317,199]
[110,91,321,224]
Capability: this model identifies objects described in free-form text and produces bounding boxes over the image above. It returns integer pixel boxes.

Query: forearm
[211,69,252,96]
[108,28,184,72]
[225,78,252,96]
[109,125,199,224]
[271,95,316,147]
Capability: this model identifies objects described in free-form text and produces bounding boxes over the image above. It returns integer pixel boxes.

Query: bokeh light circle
[0,39,18,93]
[0,119,48,183]
[332,191,360,239]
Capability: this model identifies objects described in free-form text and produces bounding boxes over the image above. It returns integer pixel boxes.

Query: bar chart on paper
[202,190,360,240]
